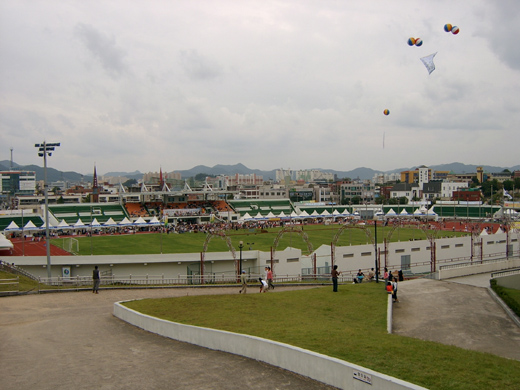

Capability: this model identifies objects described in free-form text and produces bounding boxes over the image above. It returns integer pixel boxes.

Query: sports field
[51,224,468,256]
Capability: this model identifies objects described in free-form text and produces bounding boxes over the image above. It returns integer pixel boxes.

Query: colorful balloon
[383,109,390,116]
[444,24,452,32]
[415,38,423,46]
[451,26,460,35]
[407,37,416,46]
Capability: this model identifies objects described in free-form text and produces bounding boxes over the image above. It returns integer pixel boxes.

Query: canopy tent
[90,218,102,227]
[23,220,40,231]
[240,212,253,221]
[73,219,86,229]
[148,216,161,225]
[341,209,351,216]
[299,210,310,218]
[0,233,14,250]
[57,219,72,229]
[103,217,118,227]
[253,212,266,220]
[321,210,331,217]
[290,211,300,219]
[310,210,320,218]
[133,216,149,226]
[40,221,57,230]
[277,211,288,219]
[386,208,397,216]
[265,211,276,219]
[118,217,133,226]
[4,221,20,231]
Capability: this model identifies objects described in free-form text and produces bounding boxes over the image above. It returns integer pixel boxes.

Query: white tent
[266,211,276,219]
[4,221,20,231]
[480,228,489,236]
[90,218,102,227]
[321,210,331,217]
[118,217,133,226]
[133,216,149,226]
[399,209,410,217]
[332,210,341,216]
[40,220,56,230]
[23,220,40,231]
[341,209,351,216]
[103,217,118,227]
[57,219,71,229]
[73,219,86,229]
[386,208,397,216]
[241,212,253,221]
[0,233,14,250]
[149,216,161,225]
[278,211,287,218]
[310,210,320,217]
[290,211,300,218]
[299,210,310,217]
[253,212,265,220]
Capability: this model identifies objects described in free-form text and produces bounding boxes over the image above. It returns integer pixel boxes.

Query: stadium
[1,191,519,287]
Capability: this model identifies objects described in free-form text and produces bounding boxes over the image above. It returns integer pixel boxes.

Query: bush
[490,279,520,317]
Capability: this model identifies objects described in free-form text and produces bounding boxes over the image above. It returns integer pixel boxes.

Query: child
[259,277,268,293]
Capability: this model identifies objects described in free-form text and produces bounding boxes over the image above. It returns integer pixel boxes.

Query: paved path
[392,276,520,361]
[0,286,336,390]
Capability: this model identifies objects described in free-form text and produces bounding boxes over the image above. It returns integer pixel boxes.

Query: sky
[1,0,519,175]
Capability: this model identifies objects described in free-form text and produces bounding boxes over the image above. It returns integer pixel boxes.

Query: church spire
[92,165,99,203]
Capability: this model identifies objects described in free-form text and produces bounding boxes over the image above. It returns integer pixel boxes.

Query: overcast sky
[1,0,519,175]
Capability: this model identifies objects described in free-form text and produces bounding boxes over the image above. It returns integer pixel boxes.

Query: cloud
[179,50,223,81]
[74,23,128,78]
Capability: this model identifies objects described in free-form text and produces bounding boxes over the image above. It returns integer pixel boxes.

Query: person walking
[92,265,100,294]
[331,265,340,292]
[239,270,248,294]
[392,280,399,302]
[266,266,274,290]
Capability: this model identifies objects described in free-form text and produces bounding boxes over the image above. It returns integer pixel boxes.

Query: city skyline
[1,1,520,174]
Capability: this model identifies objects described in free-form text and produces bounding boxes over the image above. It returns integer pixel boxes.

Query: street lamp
[35,141,60,278]
[238,240,244,274]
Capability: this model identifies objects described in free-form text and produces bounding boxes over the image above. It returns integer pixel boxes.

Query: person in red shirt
[266,267,274,290]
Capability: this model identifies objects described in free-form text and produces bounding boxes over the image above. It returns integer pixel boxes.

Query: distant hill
[1,160,518,183]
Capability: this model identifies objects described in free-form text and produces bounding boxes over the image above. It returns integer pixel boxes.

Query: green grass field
[52,224,467,255]
[123,285,520,390]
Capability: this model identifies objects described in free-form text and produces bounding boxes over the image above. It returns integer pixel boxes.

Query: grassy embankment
[124,285,520,390]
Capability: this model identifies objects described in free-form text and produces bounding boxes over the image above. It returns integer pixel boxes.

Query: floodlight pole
[35,141,60,279]
[239,241,244,274]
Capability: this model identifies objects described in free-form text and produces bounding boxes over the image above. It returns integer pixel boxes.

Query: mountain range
[0,161,518,183]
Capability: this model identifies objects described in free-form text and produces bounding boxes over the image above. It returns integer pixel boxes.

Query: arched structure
[271,225,314,271]
[202,230,237,281]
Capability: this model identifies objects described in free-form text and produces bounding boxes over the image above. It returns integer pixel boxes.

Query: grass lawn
[0,271,40,292]
[52,224,467,255]
[123,284,520,390]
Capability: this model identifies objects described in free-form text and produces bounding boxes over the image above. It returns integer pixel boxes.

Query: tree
[195,173,215,181]
[57,196,65,204]
[123,179,137,187]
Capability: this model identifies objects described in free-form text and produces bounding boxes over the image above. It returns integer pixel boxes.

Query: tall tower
[476,166,484,184]
[92,165,99,203]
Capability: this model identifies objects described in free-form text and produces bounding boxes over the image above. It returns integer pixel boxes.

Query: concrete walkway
[392,276,520,361]
[0,286,336,390]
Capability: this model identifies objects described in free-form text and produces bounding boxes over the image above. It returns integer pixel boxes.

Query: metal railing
[440,256,516,271]
[491,268,520,278]
[0,276,19,295]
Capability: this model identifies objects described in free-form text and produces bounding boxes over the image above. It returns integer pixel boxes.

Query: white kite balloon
[420,52,437,75]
